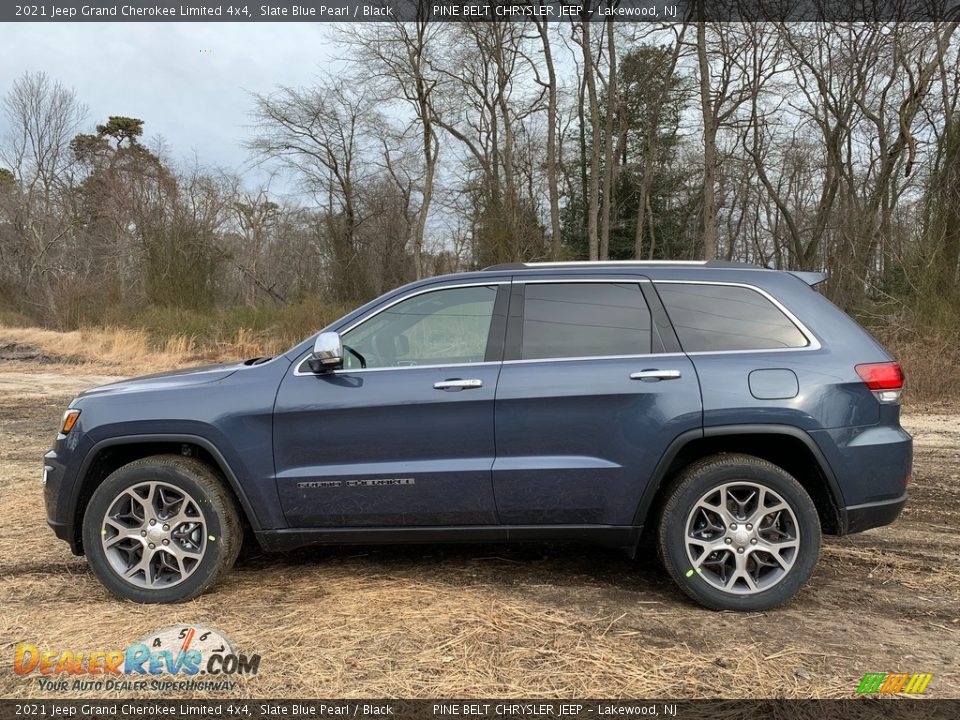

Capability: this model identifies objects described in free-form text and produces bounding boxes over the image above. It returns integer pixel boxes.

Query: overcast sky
[1,23,343,187]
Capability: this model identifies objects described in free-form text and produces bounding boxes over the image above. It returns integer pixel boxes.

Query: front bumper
[842,491,908,534]
[43,446,85,554]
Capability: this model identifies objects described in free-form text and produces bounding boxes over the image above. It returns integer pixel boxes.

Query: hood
[78,361,249,398]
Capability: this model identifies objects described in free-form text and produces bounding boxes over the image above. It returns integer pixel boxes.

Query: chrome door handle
[433,378,484,390]
[630,369,682,381]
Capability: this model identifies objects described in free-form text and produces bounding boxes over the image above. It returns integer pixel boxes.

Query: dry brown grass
[1,354,959,700]
[0,325,270,372]
[874,326,960,406]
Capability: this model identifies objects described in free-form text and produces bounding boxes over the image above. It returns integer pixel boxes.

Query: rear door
[492,277,702,526]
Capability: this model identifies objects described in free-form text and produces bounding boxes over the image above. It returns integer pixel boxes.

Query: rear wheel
[658,454,821,611]
[82,455,242,603]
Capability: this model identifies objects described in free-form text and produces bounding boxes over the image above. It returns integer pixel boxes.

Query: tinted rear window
[521,283,651,360]
[656,283,808,352]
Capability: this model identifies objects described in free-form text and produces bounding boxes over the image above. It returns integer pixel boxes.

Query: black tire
[82,455,242,603]
[657,453,821,612]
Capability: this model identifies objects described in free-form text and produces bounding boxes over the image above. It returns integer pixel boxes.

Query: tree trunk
[599,20,619,261]
[536,18,562,260]
[580,18,601,261]
[697,20,718,261]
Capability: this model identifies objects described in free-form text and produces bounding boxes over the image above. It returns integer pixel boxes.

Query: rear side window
[521,283,651,360]
[656,283,808,352]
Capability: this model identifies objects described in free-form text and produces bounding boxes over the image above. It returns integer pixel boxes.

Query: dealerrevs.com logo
[13,625,260,692]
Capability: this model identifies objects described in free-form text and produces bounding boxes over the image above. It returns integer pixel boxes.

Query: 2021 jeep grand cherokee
[43,261,912,610]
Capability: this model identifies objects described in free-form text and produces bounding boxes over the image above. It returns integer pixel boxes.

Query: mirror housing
[307,331,343,373]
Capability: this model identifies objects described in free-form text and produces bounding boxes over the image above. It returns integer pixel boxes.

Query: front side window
[341,285,498,369]
[520,283,651,360]
[656,283,809,352]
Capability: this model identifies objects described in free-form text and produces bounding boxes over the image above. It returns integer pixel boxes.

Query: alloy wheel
[684,481,800,594]
[100,481,207,589]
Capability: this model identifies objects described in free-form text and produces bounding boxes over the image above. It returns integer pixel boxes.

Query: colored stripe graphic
[880,673,910,693]
[904,673,933,694]
[857,673,886,694]
[857,672,932,694]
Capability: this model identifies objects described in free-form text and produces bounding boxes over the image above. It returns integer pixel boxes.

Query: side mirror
[307,332,343,373]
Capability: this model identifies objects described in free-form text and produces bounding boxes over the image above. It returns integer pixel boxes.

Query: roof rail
[482,260,760,271]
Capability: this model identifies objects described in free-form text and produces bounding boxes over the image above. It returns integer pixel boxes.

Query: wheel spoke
[123,555,149,580]
[103,519,140,548]
[758,537,799,552]
[751,502,788,526]
[126,484,157,523]
[688,537,729,564]
[725,552,758,592]
[167,542,203,562]
[166,501,201,532]
[755,538,798,570]
[729,488,757,520]
[698,496,735,527]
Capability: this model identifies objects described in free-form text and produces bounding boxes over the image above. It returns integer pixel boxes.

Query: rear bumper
[810,423,912,527]
[842,491,908,534]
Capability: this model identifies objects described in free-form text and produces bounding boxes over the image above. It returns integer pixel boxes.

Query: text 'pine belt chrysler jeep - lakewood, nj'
[43,261,912,610]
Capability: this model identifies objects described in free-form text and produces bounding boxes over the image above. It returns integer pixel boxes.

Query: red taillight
[855,362,904,390]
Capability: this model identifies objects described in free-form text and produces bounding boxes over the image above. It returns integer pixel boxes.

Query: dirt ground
[0,364,957,700]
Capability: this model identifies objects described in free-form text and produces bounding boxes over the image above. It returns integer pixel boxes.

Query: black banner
[3,0,959,23]
[1,700,959,720]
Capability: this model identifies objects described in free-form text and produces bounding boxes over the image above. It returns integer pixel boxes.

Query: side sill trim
[255,524,643,553]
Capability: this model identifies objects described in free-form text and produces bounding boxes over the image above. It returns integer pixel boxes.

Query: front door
[493,278,702,526]
[274,283,507,527]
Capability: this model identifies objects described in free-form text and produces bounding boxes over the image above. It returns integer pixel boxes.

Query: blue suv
[43,261,912,610]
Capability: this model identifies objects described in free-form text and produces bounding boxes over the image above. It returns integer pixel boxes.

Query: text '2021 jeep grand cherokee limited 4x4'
[43,261,912,610]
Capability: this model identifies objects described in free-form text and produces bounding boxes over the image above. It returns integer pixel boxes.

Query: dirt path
[0,370,125,399]
[1,368,957,699]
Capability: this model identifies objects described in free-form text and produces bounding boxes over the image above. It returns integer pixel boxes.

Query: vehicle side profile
[43,261,912,610]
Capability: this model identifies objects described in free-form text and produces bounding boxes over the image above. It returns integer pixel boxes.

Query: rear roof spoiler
[787,270,827,287]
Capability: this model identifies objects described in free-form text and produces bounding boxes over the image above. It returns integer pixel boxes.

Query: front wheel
[82,455,242,603]
[658,454,821,611]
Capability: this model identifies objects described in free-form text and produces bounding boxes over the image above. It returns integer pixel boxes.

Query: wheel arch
[634,425,845,536]
[69,434,262,554]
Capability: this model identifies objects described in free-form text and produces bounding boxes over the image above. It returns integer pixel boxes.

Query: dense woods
[1,21,958,349]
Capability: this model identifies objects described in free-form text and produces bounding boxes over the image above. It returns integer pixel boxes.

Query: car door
[273,282,508,528]
[493,277,702,526]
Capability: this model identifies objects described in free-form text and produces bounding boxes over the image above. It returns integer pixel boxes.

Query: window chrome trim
[294,360,500,377]
[293,281,508,377]
[653,280,822,354]
[502,352,687,366]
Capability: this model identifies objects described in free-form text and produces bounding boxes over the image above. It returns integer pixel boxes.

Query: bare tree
[694,23,760,260]
[249,81,373,300]
[531,9,562,259]
[340,13,442,279]
[575,15,602,260]
[632,23,689,259]
[0,72,86,323]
